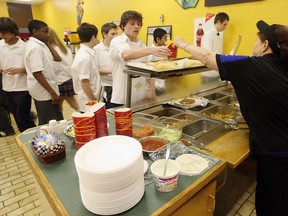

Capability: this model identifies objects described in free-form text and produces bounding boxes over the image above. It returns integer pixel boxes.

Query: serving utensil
[163,144,171,176]
[181,138,212,152]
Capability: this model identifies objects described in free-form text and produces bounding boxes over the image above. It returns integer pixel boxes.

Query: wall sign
[175,0,199,9]
[205,0,261,6]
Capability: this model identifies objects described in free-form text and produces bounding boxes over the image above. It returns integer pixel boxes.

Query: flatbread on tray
[176,154,209,176]
[166,96,209,109]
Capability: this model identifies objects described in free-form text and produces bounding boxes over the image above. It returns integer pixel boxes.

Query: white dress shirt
[0,38,28,92]
[109,33,148,105]
[24,37,59,101]
[71,44,101,112]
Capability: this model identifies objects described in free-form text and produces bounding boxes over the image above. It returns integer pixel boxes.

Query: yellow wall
[0,2,9,17]
[2,0,288,57]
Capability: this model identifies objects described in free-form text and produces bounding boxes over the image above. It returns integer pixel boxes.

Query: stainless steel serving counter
[123,61,227,109]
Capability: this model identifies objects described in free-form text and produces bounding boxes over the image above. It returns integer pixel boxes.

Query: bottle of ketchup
[196,23,204,47]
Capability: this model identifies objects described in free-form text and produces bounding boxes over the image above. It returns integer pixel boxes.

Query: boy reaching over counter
[109,10,171,108]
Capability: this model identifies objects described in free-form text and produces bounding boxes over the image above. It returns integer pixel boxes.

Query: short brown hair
[120,10,143,31]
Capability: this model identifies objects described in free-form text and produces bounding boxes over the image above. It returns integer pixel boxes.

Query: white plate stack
[74,135,145,215]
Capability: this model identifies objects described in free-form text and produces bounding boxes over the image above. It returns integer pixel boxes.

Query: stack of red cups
[72,112,96,149]
[114,108,133,137]
[89,102,109,138]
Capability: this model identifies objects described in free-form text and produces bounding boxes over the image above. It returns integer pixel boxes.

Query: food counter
[16,115,227,216]
[16,62,250,215]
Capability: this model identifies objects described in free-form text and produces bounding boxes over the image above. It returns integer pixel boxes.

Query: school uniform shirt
[147,44,166,92]
[217,53,288,157]
[109,33,148,105]
[24,37,59,101]
[201,26,223,54]
[0,38,28,92]
[201,26,223,78]
[94,41,113,87]
[54,46,73,85]
[71,44,101,112]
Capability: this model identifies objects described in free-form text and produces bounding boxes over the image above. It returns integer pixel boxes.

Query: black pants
[256,157,288,216]
[4,91,35,132]
[103,86,113,109]
[0,75,14,134]
[34,99,63,125]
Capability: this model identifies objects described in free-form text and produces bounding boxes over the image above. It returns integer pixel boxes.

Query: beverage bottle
[196,23,204,47]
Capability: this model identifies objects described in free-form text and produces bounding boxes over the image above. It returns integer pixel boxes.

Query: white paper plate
[175,154,209,176]
[143,160,148,173]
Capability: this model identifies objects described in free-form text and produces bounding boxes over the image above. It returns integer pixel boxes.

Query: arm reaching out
[173,37,219,71]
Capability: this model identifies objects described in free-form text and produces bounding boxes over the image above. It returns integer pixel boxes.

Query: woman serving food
[173,20,288,216]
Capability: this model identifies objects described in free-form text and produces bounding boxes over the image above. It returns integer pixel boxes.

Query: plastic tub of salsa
[139,136,169,153]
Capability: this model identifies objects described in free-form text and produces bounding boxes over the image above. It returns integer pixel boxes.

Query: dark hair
[101,22,117,38]
[120,10,143,31]
[257,20,288,64]
[28,19,47,34]
[214,12,229,25]
[0,17,19,35]
[153,28,167,43]
[77,22,98,43]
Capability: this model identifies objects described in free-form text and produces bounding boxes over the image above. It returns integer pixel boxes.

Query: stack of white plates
[74,135,145,215]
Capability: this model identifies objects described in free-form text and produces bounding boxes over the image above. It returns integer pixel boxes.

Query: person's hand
[145,89,156,100]
[151,46,172,57]
[50,92,60,104]
[3,68,22,75]
[174,37,188,49]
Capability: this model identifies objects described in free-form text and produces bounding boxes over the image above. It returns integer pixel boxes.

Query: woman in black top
[174,20,288,216]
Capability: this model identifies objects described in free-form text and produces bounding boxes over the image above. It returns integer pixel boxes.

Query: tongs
[180,138,212,152]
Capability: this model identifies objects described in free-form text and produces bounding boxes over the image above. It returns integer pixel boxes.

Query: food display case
[123,58,227,110]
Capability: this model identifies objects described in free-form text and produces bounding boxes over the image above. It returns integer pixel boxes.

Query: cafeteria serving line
[0,0,287,215]
[0,100,257,216]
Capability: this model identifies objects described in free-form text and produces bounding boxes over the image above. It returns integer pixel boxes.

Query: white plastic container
[150,159,180,192]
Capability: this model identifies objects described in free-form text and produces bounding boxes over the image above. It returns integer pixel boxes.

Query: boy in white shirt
[94,22,118,109]
[71,22,101,112]
[24,19,63,125]
[148,28,168,95]
[0,17,35,132]
[109,10,171,108]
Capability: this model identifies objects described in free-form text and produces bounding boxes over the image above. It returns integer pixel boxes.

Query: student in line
[24,19,63,125]
[148,28,169,96]
[71,22,101,112]
[0,17,35,132]
[94,22,118,109]
[48,28,79,111]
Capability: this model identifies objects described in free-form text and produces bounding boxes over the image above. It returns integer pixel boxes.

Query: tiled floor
[0,101,257,216]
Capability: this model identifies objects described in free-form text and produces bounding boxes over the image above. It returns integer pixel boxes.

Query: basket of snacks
[30,129,66,164]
